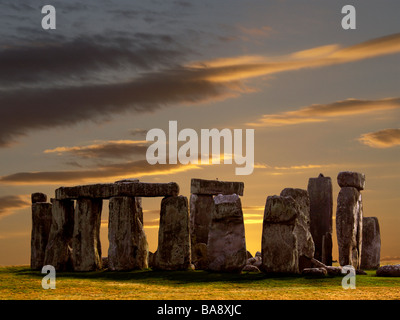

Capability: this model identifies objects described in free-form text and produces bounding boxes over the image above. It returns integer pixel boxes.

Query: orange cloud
[359,128,400,148]
[0,195,30,219]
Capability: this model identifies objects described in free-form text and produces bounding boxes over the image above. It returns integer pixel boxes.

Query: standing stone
[154,196,191,270]
[108,197,148,271]
[44,199,74,271]
[31,192,47,204]
[307,174,333,265]
[191,243,208,270]
[72,198,103,271]
[261,195,299,274]
[322,232,333,266]
[361,217,381,269]
[31,201,52,270]
[336,187,363,269]
[280,188,315,270]
[189,194,214,267]
[208,194,246,272]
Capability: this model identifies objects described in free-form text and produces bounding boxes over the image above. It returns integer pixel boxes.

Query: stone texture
[154,196,191,270]
[302,268,327,277]
[361,217,381,269]
[108,197,148,271]
[191,243,208,270]
[262,196,298,274]
[102,257,109,269]
[148,252,155,269]
[56,182,179,200]
[311,258,342,276]
[280,188,315,271]
[246,251,253,259]
[190,194,214,248]
[376,265,400,277]
[322,232,333,266]
[31,202,52,270]
[242,265,261,272]
[191,178,244,196]
[307,174,333,264]
[44,199,75,271]
[72,198,103,271]
[337,171,366,191]
[208,194,246,272]
[31,192,47,203]
[336,187,363,269]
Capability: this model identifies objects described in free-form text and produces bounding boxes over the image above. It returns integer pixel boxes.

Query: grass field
[1,266,399,300]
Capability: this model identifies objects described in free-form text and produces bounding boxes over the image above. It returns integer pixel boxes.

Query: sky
[0,0,399,265]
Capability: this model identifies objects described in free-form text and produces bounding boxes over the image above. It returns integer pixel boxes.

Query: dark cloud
[0,160,200,184]
[130,129,149,138]
[0,195,30,218]
[44,140,149,159]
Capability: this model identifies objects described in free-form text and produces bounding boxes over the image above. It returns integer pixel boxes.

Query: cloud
[0,195,30,218]
[238,25,273,37]
[0,160,202,185]
[247,97,400,127]
[44,140,149,159]
[359,128,400,148]
[1,33,400,146]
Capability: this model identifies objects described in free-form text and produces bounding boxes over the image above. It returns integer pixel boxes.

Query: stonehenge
[30,171,382,275]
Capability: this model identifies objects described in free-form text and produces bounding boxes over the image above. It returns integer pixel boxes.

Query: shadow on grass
[12,266,341,287]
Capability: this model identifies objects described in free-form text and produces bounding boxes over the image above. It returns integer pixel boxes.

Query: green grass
[0,266,399,300]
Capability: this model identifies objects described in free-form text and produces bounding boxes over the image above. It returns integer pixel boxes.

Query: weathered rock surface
[208,194,246,272]
[310,258,342,276]
[154,196,191,270]
[262,196,298,274]
[102,257,109,269]
[337,171,365,191]
[361,217,381,269]
[31,192,47,203]
[44,199,75,271]
[242,265,261,272]
[302,267,327,277]
[246,251,253,259]
[108,197,148,271]
[336,187,363,269]
[148,252,155,269]
[190,194,214,248]
[307,174,333,264]
[280,188,315,270]
[191,178,244,196]
[31,202,52,270]
[56,182,179,200]
[191,243,208,270]
[376,264,400,277]
[72,198,103,271]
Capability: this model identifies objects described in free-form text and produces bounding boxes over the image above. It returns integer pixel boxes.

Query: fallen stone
[325,266,343,276]
[31,202,52,270]
[255,251,261,257]
[44,199,75,271]
[247,257,256,265]
[246,251,253,259]
[336,187,363,269]
[31,192,47,203]
[154,196,191,270]
[337,171,366,191]
[376,264,400,277]
[302,267,327,277]
[307,174,333,264]
[208,194,246,272]
[190,194,214,248]
[361,217,381,270]
[72,198,103,271]
[108,197,148,271]
[191,178,244,196]
[356,269,367,275]
[242,265,261,273]
[56,182,179,200]
[191,243,208,270]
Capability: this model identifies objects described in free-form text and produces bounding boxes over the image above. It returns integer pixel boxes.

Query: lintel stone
[190,178,244,196]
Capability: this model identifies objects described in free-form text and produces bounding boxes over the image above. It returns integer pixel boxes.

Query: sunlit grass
[0,266,399,300]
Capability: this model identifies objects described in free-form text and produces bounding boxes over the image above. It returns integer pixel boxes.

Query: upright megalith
[154,196,191,270]
[307,174,333,265]
[336,172,364,269]
[207,194,246,272]
[361,217,381,269]
[72,198,103,271]
[44,199,74,271]
[31,194,52,270]
[280,188,315,270]
[108,197,148,271]
[261,195,299,274]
